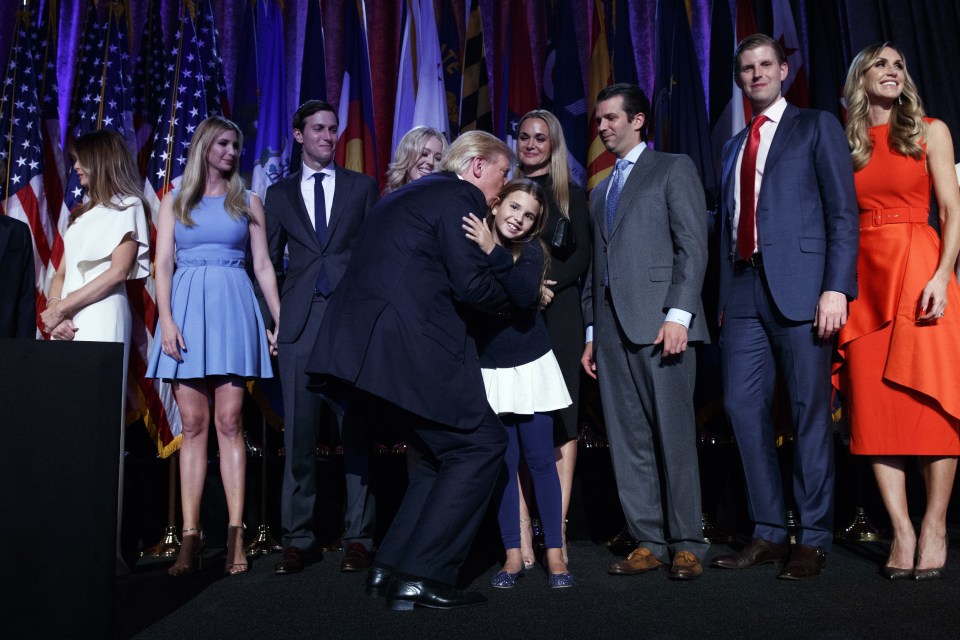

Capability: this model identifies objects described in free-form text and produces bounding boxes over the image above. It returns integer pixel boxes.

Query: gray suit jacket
[265,165,378,343]
[582,148,709,346]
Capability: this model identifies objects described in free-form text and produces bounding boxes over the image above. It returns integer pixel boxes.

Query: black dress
[527,173,591,444]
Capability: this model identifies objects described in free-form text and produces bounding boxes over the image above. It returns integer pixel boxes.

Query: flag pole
[140,454,181,558]
[246,415,283,555]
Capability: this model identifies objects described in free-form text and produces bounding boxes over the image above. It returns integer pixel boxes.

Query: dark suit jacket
[718,103,859,322]
[306,172,511,429]
[265,166,378,342]
[0,215,36,338]
[582,148,710,346]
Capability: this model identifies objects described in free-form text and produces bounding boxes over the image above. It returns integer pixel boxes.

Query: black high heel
[168,527,204,576]
[225,524,249,575]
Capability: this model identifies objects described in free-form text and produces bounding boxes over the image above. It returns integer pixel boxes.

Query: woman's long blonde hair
[68,129,151,224]
[844,42,926,171]
[517,110,572,220]
[173,116,250,226]
[384,126,447,194]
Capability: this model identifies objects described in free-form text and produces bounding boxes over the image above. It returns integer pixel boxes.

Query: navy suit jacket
[265,165,378,343]
[718,103,859,322]
[0,215,36,338]
[306,172,511,430]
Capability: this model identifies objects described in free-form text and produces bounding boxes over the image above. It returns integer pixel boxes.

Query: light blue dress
[146,191,273,380]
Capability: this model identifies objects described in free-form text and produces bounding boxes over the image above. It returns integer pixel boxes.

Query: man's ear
[471,155,484,178]
[293,129,304,144]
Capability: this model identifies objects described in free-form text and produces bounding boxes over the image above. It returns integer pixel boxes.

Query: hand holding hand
[462,213,496,254]
[50,319,77,341]
[41,301,66,333]
[267,327,279,356]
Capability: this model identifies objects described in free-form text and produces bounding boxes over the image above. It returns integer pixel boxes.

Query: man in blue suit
[307,131,513,610]
[711,34,858,579]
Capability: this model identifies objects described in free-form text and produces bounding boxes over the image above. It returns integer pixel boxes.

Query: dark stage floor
[117,536,960,640]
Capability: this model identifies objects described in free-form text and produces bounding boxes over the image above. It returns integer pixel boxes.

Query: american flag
[1,9,54,333]
[133,0,167,177]
[64,5,135,211]
[139,4,219,458]
[196,0,229,118]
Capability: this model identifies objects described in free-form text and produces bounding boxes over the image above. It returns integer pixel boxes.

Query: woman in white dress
[40,129,151,569]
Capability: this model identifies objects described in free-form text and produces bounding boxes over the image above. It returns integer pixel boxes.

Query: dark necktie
[737,115,767,261]
[313,172,332,296]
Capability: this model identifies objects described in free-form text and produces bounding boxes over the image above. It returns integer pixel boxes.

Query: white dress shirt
[299,163,337,228]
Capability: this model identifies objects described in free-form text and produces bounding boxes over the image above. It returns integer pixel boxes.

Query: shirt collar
[756,96,788,123]
[620,142,646,165]
[301,163,336,183]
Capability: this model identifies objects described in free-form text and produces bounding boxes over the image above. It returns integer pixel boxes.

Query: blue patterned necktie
[313,172,332,296]
[605,158,629,235]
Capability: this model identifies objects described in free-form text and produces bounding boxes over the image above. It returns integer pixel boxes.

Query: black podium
[0,339,123,640]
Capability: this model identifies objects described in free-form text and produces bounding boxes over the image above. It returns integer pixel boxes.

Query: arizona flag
[586,0,615,193]
[335,0,378,179]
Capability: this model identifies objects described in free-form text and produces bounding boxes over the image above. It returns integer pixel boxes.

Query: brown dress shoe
[608,546,667,575]
[670,551,703,580]
[340,543,373,572]
[274,546,312,575]
[711,538,788,570]
[778,544,825,580]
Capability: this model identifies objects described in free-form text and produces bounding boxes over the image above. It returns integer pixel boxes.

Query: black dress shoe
[778,544,826,580]
[274,547,318,575]
[711,538,788,570]
[341,542,374,572]
[385,575,487,611]
[365,565,393,597]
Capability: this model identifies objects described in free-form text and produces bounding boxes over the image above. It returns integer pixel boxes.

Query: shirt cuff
[585,324,594,343]
[664,308,692,328]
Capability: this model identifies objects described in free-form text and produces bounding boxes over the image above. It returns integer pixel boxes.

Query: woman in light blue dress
[147,116,280,576]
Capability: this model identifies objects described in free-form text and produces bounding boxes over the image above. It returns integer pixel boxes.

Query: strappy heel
[168,527,204,576]
[225,524,249,575]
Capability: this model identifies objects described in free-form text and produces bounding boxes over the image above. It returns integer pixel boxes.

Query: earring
[897,95,903,106]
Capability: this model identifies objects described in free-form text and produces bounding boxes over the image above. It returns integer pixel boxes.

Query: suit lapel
[326,166,353,246]
[610,150,655,238]
[285,170,320,249]
[761,103,800,178]
[722,127,749,221]
[593,175,611,241]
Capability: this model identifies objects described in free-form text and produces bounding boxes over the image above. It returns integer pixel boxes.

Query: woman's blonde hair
[384,126,447,194]
[488,179,550,280]
[174,116,249,227]
[844,42,926,171]
[68,129,151,224]
[517,110,572,220]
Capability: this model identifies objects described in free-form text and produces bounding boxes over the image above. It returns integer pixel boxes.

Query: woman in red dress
[838,43,960,580]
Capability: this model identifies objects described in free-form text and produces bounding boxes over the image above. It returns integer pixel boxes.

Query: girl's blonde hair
[517,110,572,220]
[384,126,447,194]
[173,116,250,226]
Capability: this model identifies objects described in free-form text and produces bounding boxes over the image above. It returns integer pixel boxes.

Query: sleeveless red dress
[835,119,960,455]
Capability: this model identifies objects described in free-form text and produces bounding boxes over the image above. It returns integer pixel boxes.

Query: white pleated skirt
[481,350,572,415]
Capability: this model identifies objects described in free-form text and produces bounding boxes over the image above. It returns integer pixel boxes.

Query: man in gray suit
[265,100,379,574]
[581,83,709,580]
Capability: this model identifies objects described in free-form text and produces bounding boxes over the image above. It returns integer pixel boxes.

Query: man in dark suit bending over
[265,100,379,575]
[307,131,512,610]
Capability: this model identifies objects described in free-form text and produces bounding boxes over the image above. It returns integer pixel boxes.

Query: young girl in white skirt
[462,179,574,588]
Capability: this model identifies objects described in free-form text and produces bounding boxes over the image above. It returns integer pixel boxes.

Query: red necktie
[737,115,768,261]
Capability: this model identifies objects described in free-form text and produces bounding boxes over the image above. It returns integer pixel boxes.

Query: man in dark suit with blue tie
[307,131,513,610]
[265,100,379,575]
[711,34,858,580]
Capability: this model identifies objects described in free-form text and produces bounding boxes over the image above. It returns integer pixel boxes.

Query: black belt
[733,252,763,273]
